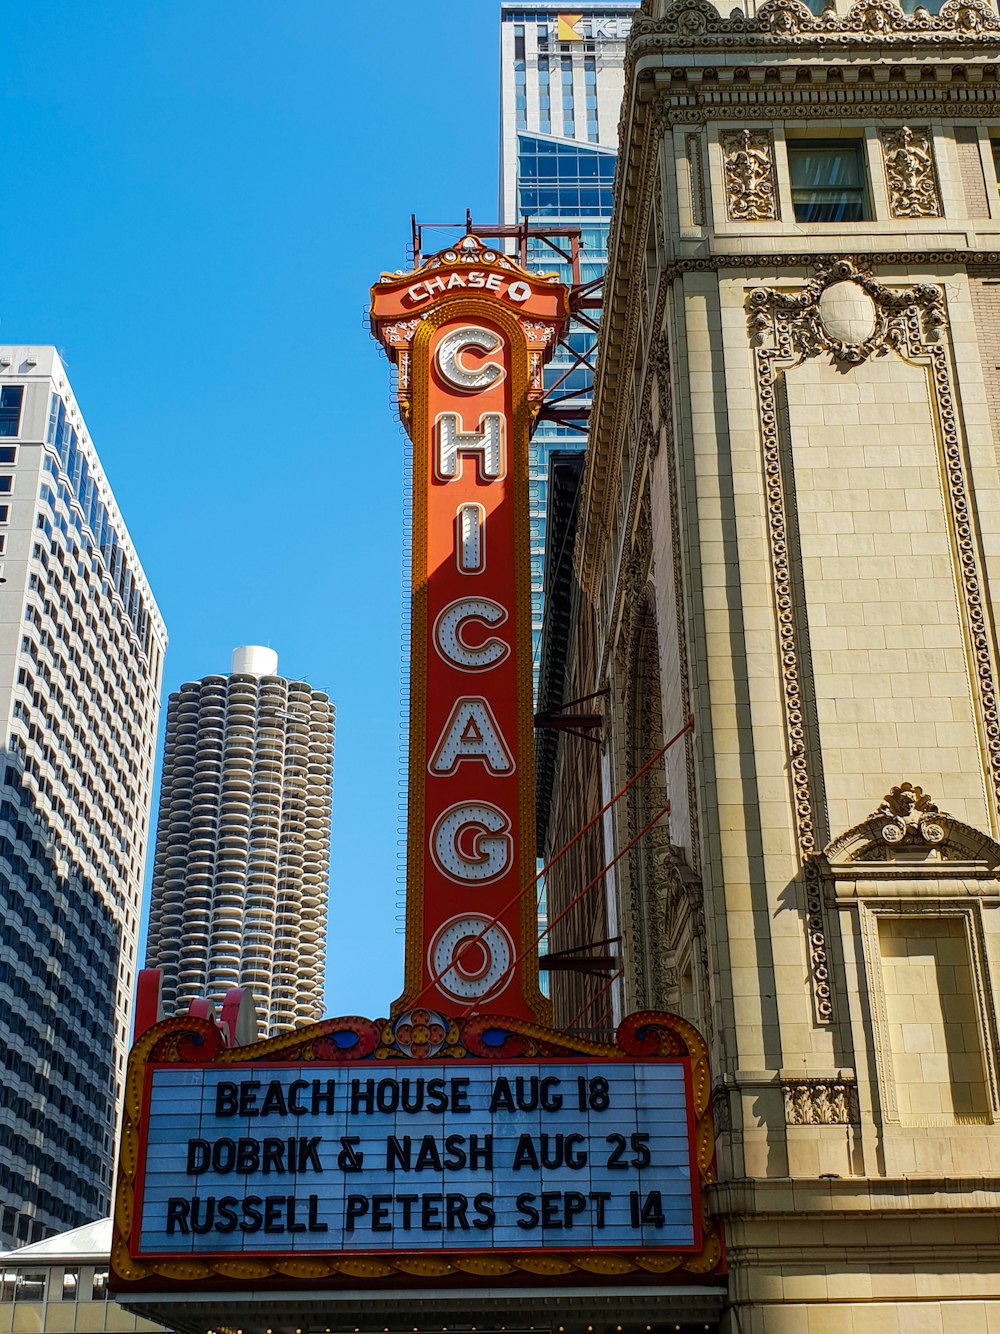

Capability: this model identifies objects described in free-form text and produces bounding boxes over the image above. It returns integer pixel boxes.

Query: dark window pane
[788,140,869,222]
[0,386,22,438]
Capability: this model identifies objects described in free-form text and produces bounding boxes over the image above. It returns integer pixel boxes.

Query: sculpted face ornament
[721,129,779,222]
[880,126,942,219]
[875,783,947,846]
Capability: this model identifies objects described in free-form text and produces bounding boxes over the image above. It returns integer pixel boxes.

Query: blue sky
[1,2,501,1018]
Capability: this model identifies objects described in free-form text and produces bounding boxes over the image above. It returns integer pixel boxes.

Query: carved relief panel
[879,126,943,218]
[721,129,780,222]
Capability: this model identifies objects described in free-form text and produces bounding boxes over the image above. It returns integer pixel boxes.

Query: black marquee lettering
[421,1194,443,1231]
[472,1193,495,1230]
[387,1136,410,1171]
[512,1134,539,1170]
[590,1191,611,1228]
[515,1192,539,1230]
[215,1082,239,1118]
[260,1082,287,1117]
[215,1197,239,1233]
[414,1137,442,1171]
[238,1082,261,1116]
[190,1197,215,1235]
[489,1077,514,1113]
[371,1195,393,1232]
[345,1195,369,1232]
[311,1079,336,1114]
[263,1196,284,1233]
[287,1079,310,1115]
[165,1198,190,1235]
[186,1139,210,1175]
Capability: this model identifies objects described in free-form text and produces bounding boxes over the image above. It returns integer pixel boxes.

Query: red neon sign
[371,235,569,1021]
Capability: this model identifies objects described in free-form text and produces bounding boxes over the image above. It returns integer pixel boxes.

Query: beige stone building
[538,0,1000,1326]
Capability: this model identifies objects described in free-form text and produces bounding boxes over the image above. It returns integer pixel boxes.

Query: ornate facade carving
[617,561,709,1025]
[880,127,942,218]
[747,259,946,363]
[745,260,1000,1024]
[783,1078,860,1126]
[686,133,706,226]
[822,785,1000,870]
[874,783,946,847]
[721,130,779,222]
[653,331,701,873]
[630,0,1000,58]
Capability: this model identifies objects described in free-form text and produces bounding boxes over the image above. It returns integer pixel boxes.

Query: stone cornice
[664,248,1000,277]
[630,0,1000,61]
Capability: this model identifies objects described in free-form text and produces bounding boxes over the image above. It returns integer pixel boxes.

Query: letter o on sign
[429,914,515,1002]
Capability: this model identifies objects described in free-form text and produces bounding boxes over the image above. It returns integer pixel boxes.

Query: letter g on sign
[431,802,512,884]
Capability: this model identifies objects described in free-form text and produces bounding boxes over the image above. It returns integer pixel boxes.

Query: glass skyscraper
[0,349,166,1247]
[499,2,640,691]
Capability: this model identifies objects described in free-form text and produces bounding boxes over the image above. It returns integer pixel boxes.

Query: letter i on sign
[370,237,570,1020]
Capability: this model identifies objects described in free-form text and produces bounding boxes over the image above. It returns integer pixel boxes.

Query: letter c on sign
[435,327,505,393]
[433,598,510,672]
[431,803,512,884]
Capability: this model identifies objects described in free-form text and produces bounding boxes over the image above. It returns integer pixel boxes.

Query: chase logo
[555,13,583,40]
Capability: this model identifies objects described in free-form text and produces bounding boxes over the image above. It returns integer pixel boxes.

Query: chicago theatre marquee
[108,238,727,1334]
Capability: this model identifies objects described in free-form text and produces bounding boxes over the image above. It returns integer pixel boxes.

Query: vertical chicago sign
[370,235,568,1021]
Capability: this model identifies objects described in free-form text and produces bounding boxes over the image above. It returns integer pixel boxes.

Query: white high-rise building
[0,349,166,1248]
[145,648,334,1036]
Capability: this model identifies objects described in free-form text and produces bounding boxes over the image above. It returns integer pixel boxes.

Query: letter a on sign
[371,237,569,1020]
[429,698,514,776]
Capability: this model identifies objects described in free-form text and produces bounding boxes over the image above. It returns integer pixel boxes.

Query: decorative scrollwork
[873,783,947,846]
[749,258,1000,1019]
[748,262,944,1024]
[782,1078,860,1125]
[721,130,779,221]
[629,0,1000,57]
[880,127,942,219]
[748,259,945,364]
